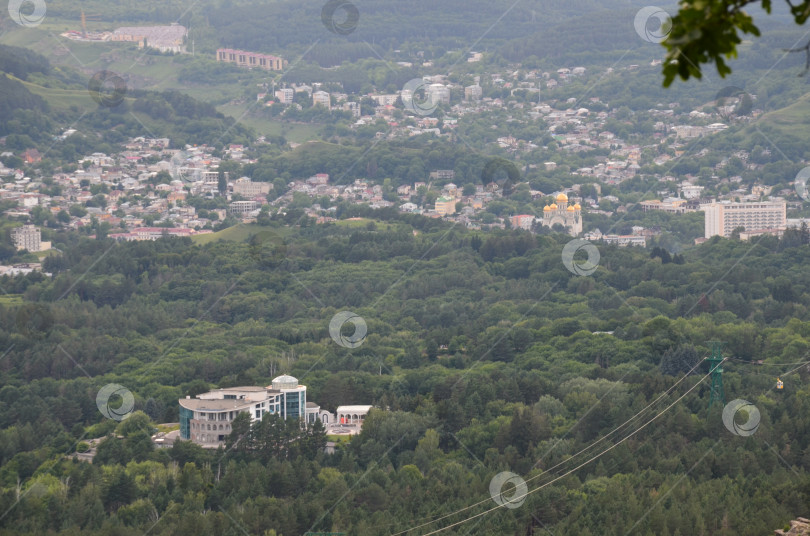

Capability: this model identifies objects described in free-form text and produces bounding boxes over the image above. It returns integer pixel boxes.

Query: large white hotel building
[179,375,312,448]
[179,375,372,448]
[701,200,786,239]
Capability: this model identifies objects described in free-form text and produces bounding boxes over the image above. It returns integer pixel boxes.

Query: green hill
[191,223,273,245]
[0,214,809,534]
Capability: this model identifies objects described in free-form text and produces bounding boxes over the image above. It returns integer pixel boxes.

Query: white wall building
[179,375,311,448]
[229,200,259,215]
[680,182,704,199]
[334,405,373,425]
[371,94,398,106]
[701,200,786,238]
[275,88,294,104]
[233,177,271,197]
[313,91,331,109]
[11,225,42,252]
[465,84,482,101]
[427,84,450,105]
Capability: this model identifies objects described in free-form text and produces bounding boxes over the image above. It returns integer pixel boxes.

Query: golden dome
[556,192,568,202]
[543,205,552,212]
[573,203,581,210]
[550,203,558,210]
[567,205,575,212]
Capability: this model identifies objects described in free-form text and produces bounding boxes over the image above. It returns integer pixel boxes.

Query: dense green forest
[0,210,809,534]
[4,2,810,534]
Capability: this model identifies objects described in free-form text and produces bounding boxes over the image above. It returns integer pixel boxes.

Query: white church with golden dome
[542,193,582,236]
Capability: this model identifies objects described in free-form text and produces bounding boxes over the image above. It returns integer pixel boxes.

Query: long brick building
[216,48,286,70]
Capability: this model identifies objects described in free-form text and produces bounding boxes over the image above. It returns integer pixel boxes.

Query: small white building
[334,405,373,425]
[680,182,704,199]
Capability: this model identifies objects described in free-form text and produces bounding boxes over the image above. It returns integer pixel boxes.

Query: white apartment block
[233,177,272,197]
[195,170,227,185]
[342,101,360,117]
[313,91,331,109]
[427,84,450,105]
[702,200,786,238]
[229,200,259,215]
[275,88,294,104]
[11,225,41,252]
[371,94,398,106]
[465,84,483,101]
[429,170,455,180]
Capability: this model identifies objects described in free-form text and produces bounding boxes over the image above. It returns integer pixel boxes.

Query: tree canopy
[664,0,810,85]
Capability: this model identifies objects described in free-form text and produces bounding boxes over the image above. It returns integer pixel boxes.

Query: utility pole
[706,341,726,409]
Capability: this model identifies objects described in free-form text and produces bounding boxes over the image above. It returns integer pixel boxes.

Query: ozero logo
[329,311,367,348]
[562,239,600,276]
[722,399,760,437]
[634,6,672,44]
[489,471,527,509]
[321,0,359,35]
[96,384,135,421]
[8,0,46,27]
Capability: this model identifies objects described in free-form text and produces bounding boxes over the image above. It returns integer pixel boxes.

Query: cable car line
[417,367,714,535]
[418,367,713,535]
[727,358,810,366]
[391,359,715,535]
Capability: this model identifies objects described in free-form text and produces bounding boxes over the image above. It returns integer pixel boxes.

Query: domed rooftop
[567,205,575,212]
[543,205,552,212]
[556,192,568,202]
[550,203,558,210]
[271,375,299,389]
[573,203,581,210]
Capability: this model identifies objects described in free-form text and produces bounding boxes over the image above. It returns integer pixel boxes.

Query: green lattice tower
[706,341,726,409]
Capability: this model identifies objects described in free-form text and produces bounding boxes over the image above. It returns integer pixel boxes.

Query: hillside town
[5,2,810,534]
[1,56,808,256]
